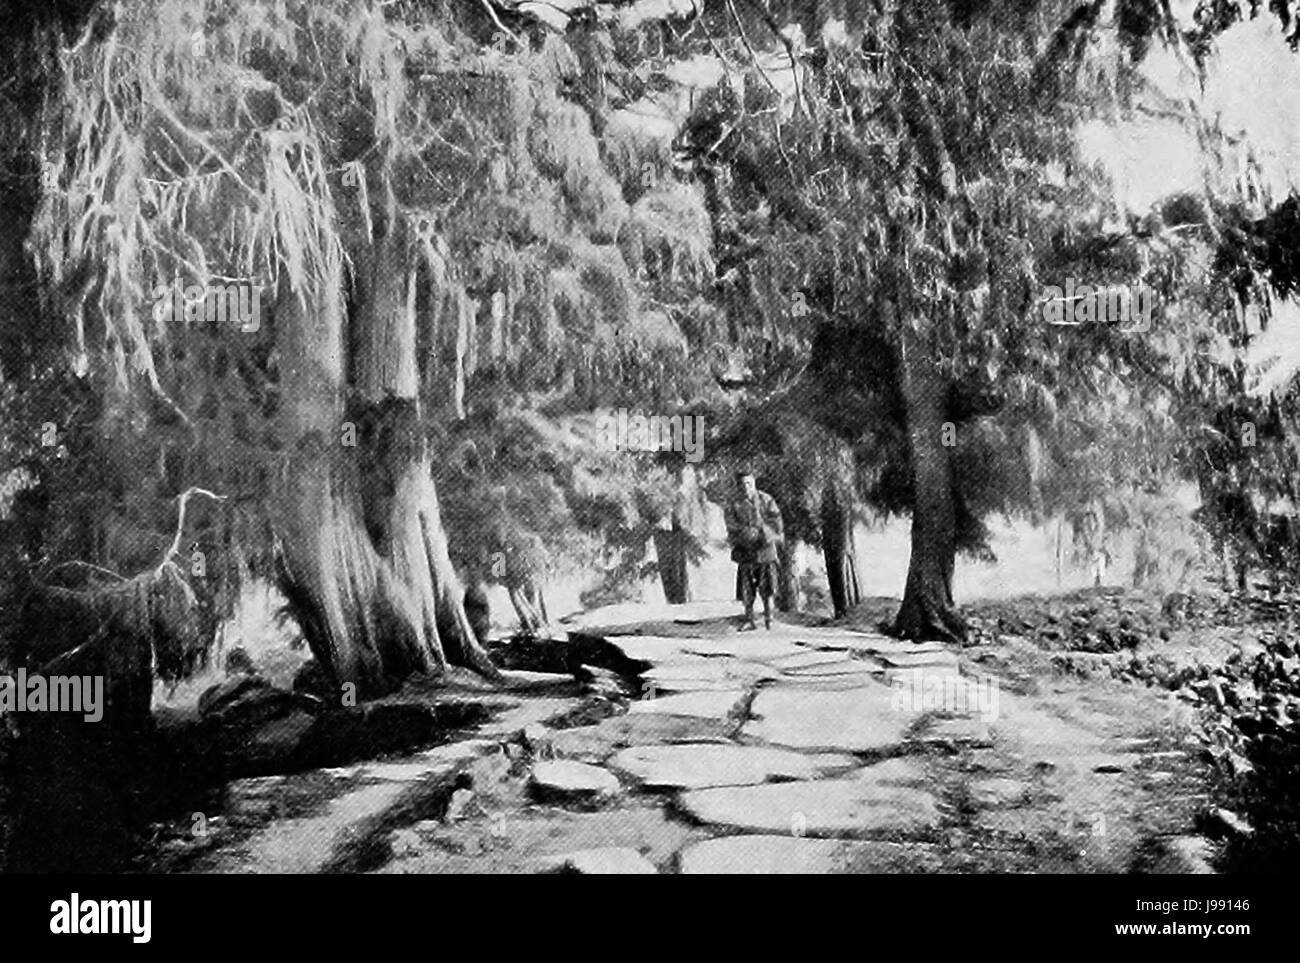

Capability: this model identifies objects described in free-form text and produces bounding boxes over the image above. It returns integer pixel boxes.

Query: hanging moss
[14,0,736,686]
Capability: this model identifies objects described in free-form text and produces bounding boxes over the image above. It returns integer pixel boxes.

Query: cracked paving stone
[787,659,885,677]
[680,637,809,661]
[768,650,857,671]
[764,673,881,691]
[642,659,779,689]
[627,688,748,720]
[529,760,621,803]
[676,767,942,837]
[549,714,735,760]
[610,743,856,789]
[601,635,698,664]
[742,684,910,752]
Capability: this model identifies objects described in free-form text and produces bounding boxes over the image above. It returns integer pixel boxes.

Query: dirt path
[147,601,1221,874]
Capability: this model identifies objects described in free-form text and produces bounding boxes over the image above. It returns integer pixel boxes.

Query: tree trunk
[822,483,861,618]
[463,580,492,644]
[653,521,691,605]
[890,309,967,643]
[654,466,695,605]
[355,205,497,680]
[510,586,542,632]
[776,537,802,613]
[527,582,550,625]
[1055,516,1064,588]
[272,202,496,700]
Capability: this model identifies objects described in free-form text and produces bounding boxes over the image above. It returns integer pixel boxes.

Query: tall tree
[680,0,1291,639]
[18,0,718,695]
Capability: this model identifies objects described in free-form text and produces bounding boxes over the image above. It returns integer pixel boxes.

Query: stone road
[160,604,1216,874]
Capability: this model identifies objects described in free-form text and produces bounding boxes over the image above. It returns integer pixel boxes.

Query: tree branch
[157,486,228,575]
[477,0,522,45]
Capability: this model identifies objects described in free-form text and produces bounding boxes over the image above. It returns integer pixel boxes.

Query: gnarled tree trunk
[891,309,967,644]
[273,201,496,700]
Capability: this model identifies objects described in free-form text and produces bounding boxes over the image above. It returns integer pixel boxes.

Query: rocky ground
[127,586,1296,875]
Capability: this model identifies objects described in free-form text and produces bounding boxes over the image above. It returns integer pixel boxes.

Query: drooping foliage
[678,0,1300,604]
[8,0,723,668]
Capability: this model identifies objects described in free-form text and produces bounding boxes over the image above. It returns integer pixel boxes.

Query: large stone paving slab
[565,600,738,633]
[610,744,857,789]
[676,771,941,837]
[741,683,910,752]
[768,625,890,644]
[786,659,885,677]
[628,688,748,721]
[762,673,882,691]
[846,757,933,786]
[550,714,735,760]
[641,659,779,689]
[680,637,809,661]
[498,669,578,690]
[641,677,748,694]
[530,760,621,803]
[601,635,698,664]
[768,650,856,671]
[678,835,947,874]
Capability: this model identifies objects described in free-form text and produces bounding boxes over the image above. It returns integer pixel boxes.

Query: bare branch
[477,0,522,46]
[43,560,129,583]
[158,486,229,574]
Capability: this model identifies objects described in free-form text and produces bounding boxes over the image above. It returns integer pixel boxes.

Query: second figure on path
[724,469,785,631]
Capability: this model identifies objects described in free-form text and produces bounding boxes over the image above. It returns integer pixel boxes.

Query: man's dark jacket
[724,490,784,564]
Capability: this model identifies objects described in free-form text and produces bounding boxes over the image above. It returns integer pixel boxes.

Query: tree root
[890,592,969,645]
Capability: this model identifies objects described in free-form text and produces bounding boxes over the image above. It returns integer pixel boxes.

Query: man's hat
[735,467,755,480]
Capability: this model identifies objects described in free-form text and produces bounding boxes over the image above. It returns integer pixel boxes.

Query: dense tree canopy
[2,0,1300,698]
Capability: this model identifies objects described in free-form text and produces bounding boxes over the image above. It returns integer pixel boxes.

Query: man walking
[724,469,784,631]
